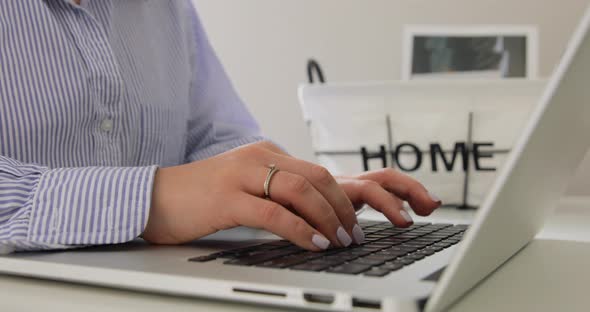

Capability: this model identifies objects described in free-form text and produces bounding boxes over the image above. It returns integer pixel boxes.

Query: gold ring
[264,164,279,199]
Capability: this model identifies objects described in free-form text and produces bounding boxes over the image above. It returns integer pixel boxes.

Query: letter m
[429,142,469,172]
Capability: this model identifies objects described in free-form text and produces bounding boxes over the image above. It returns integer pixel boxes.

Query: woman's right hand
[142,141,361,251]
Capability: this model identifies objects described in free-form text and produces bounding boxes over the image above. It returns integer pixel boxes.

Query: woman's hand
[336,169,442,225]
[142,141,441,251]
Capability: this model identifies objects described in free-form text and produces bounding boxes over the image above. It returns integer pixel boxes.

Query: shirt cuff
[27,165,157,246]
[186,135,267,162]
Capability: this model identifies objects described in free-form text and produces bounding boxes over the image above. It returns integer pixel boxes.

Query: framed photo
[402,25,539,80]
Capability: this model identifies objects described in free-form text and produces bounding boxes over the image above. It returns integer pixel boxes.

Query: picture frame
[402,25,539,80]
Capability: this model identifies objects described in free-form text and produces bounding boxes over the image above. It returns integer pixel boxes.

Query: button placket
[68,7,124,165]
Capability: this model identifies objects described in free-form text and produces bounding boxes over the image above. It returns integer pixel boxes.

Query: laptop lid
[426,5,590,311]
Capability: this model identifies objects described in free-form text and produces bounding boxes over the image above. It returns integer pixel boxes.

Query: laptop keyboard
[189,221,468,277]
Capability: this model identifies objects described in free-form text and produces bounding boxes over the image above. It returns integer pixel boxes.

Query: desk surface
[1,197,589,312]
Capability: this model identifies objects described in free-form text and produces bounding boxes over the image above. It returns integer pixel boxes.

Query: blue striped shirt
[0,0,264,253]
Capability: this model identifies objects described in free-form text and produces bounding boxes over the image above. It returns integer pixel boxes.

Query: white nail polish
[400,210,414,223]
[312,234,330,250]
[336,226,352,247]
[352,224,365,244]
[428,190,442,203]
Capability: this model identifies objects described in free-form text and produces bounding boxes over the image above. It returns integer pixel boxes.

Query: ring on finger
[263,164,280,199]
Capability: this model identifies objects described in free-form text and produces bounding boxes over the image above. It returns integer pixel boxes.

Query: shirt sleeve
[0,156,156,254]
[183,4,266,163]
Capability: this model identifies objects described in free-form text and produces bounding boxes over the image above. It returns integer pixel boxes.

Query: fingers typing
[356,168,441,216]
[237,195,331,251]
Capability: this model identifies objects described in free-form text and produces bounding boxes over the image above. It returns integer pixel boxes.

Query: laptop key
[416,236,443,241]
[401,241,427,246]
[309,259,340,266]
[332,253,361,262]
[316,257,348,266]
[406,253,425,261]
[373,233,395,238]
[291,251,325,260]
[364,268,391,277]
[432,223,453,228]
[364,253,400,262]
[414,250,433,257]
[255,244,284,251]
[224,248,301,266]
[359,220,382,227]
[348,249,374,257]
[385,246,407,252]
[188,254,217,262]
[223,258,251,266]
[327,264,372,275]
[396,258,415,265]
[377,246,403,253]
[265,240,292,246]
[257,256,308,268]
[396,233,422,239]
[357,246,383,253]
[425,235,450,240]
[397,246,420,253]
[373,250,405,258]
[380,262,404,271]
[367,243,394,249]
[291,262,332,272]
[351,258,386,266]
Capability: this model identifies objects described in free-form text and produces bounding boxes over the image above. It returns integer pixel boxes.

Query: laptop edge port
[352,297,382,310]
[303,293,335,304]
[232,287,286,298]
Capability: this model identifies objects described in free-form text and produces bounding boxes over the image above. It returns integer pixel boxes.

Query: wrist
[143,167,173,244]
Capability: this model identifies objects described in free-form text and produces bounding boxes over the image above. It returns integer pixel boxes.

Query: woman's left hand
[336,168,442,225]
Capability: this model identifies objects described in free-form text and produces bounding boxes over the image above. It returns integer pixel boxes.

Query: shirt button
[100,119,114,132]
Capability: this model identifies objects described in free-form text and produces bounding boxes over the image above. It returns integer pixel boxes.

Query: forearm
[0,156,156,253]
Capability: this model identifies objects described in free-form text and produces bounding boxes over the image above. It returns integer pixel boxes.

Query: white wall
[192,0,590,194]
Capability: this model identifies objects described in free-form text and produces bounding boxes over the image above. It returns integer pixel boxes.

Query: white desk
[1,197,589,312]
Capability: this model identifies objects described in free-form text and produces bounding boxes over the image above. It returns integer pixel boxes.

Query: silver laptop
[2,6,590,312]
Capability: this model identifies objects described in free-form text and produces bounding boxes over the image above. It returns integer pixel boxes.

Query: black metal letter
[393,143,422,172]
[473,142,496,171]
[430,142,469,172]
[361,145,387,171]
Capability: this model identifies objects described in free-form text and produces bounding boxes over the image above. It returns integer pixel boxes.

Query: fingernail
[400,210,414,224]
[428,190,442,203]
[312,234,330,250]
[336,226,352,247]
[352,224,365,244]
